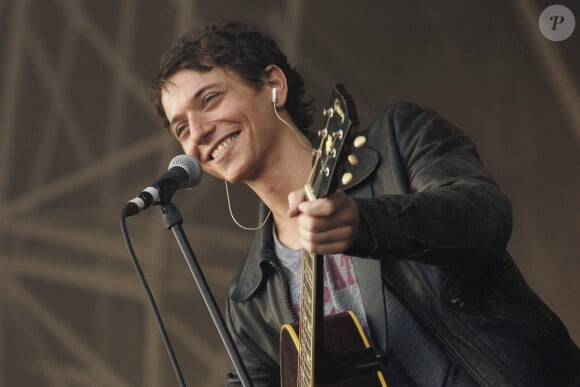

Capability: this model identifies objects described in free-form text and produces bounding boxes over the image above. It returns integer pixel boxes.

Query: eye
[202,92,220,108]
[175,124,188,139]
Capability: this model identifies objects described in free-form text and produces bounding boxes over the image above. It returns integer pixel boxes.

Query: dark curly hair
[151,20,314,133]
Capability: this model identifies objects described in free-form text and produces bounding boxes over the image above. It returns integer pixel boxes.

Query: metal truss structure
[1,1,578,386]
[0,1,293,385]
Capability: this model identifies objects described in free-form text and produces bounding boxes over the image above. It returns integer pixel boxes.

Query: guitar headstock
[305,84,364,200]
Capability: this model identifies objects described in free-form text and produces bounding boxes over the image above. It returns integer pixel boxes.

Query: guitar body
[280,311,387,386]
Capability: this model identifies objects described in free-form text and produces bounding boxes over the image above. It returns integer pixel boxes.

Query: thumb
[287,188,306,217]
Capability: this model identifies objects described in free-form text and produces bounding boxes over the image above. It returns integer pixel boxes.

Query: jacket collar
[230,145,380,302]
[230,203,275,303]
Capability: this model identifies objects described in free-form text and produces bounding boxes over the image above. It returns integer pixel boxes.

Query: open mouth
[211,132,240,160]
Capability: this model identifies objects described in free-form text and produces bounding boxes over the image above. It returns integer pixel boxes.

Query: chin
[224,175,244,184]
[210,162,250,184]
[223,165,250,184]
[213,170,240,184]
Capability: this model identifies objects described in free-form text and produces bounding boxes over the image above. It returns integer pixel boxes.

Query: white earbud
[271,87,277,104]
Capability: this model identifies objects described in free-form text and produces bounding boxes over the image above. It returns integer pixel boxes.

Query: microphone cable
[120,214,187,387]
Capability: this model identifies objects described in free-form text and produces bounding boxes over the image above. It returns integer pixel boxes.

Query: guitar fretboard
[298,249,317,386]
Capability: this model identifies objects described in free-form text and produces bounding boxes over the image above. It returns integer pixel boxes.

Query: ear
[264,65,288,108]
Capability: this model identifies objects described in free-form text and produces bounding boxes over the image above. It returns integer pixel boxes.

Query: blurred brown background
[1,1,578,386]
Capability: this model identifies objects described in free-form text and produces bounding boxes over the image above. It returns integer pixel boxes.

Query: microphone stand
[160,202,253,387]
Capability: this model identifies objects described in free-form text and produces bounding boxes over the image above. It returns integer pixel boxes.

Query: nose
[193,124,216,149]
[183,116,214,157]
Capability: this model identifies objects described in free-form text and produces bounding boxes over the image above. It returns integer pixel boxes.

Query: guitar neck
[295,84,359,387]
[298,248,322,387]
[297,163,327,386]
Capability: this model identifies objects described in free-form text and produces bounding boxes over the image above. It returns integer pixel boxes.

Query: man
[151,20,580,386]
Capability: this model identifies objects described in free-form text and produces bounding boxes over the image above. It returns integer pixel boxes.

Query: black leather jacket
[225,101,580,386]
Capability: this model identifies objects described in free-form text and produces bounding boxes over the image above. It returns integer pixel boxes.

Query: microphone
[122,155,202,217]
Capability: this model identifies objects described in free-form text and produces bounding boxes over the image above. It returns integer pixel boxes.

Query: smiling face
[161,67,285,183]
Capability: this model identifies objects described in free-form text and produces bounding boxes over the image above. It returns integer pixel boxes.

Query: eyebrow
[168,82,221,135]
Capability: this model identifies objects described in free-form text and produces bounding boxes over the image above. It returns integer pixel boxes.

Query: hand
[287,188,360,254]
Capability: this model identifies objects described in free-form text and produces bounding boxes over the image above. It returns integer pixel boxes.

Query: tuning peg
[341,172,353,186]
[353,136,367,148]
[347,154,359,166]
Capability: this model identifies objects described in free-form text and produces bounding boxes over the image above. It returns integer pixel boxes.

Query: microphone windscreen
[168,154,202,189]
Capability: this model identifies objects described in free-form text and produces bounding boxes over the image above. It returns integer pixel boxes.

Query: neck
[245,126,312,248]
[248,145,311,216]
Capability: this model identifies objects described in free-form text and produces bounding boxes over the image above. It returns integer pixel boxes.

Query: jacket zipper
[267,259,299,322]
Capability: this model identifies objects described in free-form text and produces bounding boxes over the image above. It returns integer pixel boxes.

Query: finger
[298,189,355,217]
[298,225,357,254]
[296,193,360,253]
[287,188,307,217]
[298,196,337,217]
[298,223,355,244]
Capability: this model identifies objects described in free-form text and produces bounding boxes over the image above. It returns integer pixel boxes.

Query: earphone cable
[272,99,312,152]
[225,180,272,231]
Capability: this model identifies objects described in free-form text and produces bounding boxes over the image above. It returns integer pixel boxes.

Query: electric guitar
[279,85,387,387]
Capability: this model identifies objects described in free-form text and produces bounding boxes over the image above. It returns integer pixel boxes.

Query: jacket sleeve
[347,101,513,265]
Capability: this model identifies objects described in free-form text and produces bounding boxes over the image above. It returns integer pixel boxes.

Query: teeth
[212,134,238,159]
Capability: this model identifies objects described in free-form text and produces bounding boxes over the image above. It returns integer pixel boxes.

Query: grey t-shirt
[272,227,371,341]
